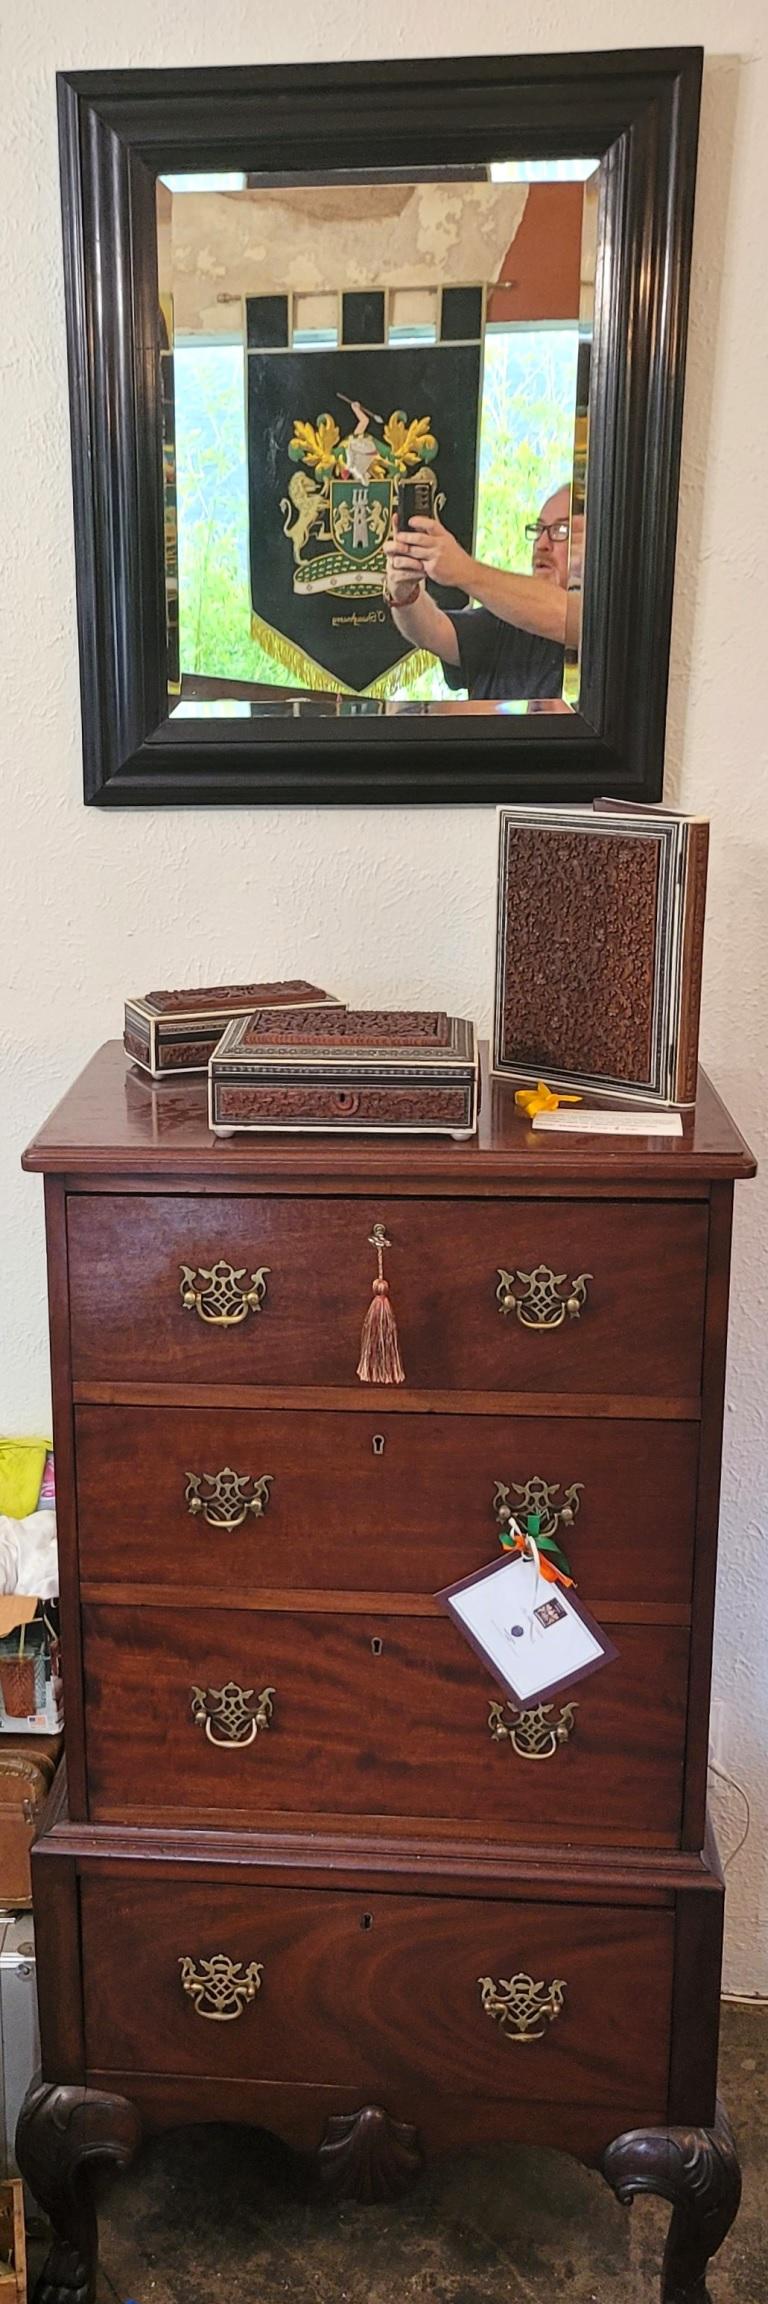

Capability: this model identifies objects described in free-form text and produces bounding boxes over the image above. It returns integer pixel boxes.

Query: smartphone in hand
[396,477,434,529]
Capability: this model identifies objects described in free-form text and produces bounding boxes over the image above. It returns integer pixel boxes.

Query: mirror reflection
[157,161,598,719]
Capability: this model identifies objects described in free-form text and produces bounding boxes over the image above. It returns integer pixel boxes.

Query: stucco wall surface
[1,0,766,1990]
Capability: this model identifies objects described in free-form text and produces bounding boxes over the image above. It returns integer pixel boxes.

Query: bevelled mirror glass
[57,50,702,804]
[158,161,597,720]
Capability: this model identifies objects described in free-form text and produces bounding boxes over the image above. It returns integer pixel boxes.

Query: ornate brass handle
[488,1698,577,1759]
[179,1954,263,2020]
[478,1972,566,2041]
[179,1260,270,1325]
[496,1265,591,1329]
[185,1469,274,1528]
[493,1476,583,1539]
[190,1682,274,1747]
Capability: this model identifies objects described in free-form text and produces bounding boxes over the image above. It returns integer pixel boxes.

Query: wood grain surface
[77,2069,669,2162]
[81,1606,689,1843]
[22,1042,756,1183]
[36,1785,711,1899]
[74,1403,699,1605]
[80,1875,674,2109]
[66,1191,708,1394]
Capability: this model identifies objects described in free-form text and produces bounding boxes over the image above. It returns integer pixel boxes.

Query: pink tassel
[357,1225,405,1385]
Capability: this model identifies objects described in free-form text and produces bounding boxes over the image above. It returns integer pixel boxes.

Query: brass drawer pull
[493,1477,582,1539]
[488,1698,577,1759]
[479,1972,566,2041]
[185,1468,274,1528]
[496,1264,591,1329]
[190,1681,274,1746]
[179,1953,263,2021]
[179,1260,270,1325]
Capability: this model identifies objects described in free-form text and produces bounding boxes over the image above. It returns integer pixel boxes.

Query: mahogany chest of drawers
[18,1043,754,2303]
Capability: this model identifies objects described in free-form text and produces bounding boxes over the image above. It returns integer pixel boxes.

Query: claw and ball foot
[15,2081,142,2304]
[602,2097,741,2302]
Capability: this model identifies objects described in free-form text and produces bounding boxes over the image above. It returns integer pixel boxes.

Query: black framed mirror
[57,48,702,806]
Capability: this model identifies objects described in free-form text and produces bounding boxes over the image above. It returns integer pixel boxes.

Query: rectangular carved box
[208,1011,479,1137]
[124,981,339,1078]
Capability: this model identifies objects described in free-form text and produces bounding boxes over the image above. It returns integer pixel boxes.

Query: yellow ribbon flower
[514,1081,583,1119]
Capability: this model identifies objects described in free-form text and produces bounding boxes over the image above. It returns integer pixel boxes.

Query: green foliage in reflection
[474,334,577,573]
[176,333,578,697]
[176,359,278,685]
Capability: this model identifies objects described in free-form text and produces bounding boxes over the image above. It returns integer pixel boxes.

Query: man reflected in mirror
[383,483,583,702]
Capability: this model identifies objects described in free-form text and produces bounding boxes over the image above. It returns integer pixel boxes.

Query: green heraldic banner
[246,302,482,694]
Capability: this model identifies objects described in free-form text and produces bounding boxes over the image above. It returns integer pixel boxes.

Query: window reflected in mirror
[157,161,599,720]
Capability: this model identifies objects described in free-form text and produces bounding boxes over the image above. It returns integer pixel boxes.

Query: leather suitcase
[0,1755,55,1908]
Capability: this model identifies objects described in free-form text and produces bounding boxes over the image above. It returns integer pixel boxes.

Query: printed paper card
[436,1550,617,1708]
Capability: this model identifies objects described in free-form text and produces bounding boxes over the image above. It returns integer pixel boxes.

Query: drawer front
[82,1606,688,1843]
[67,1193,708,1395]
[81,1876,674,2112]
[75,1403,698,1607]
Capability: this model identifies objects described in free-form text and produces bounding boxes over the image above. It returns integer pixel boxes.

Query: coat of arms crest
[246,321,482,691]
[281,399,441,600]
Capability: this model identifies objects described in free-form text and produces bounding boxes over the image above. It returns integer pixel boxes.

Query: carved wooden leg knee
[15,2080,142,2304]
[601,2097,742,2303]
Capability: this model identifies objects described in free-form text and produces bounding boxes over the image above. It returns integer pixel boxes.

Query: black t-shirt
[442,606,565,701]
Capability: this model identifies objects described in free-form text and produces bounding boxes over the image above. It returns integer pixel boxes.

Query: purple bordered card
[436,1550,618,1710]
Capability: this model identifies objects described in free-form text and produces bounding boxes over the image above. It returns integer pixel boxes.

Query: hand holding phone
[396,477,435,530]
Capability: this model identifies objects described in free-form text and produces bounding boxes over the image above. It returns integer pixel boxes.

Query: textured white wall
[1,2,766,1990]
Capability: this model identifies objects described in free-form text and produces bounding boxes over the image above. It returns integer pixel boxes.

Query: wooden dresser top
[22,1041,755,1186]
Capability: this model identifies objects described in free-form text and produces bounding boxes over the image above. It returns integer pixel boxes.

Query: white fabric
[0,1511,59,1598]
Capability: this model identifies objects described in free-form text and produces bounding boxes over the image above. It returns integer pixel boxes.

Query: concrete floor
[47,2005,767,2304]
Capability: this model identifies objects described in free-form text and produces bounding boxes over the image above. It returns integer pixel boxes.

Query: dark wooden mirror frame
[57,47,702,808]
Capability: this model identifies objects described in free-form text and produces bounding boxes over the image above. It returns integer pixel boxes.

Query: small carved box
[208,1010,479,1138]
[124,981,340,1078]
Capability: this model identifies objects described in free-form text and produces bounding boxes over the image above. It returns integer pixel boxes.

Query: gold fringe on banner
[250,613,437,706]
[250,613,354,695]
[364,651,435,700]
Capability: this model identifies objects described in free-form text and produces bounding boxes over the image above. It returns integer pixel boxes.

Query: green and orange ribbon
[498,1517,575,1588]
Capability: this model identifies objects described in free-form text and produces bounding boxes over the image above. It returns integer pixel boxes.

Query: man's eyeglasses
[524,519,570,544]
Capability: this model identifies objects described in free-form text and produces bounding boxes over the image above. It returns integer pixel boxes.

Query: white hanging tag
[436,1543,617,1708]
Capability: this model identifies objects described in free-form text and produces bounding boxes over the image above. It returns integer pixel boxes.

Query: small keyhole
[371,1636,384,1657]
[372,1434,386,1457]
[360,1913,374,1930]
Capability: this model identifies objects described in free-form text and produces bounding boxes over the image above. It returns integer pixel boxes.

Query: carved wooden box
[124,981,339,1078]
[208,1010,478,1137]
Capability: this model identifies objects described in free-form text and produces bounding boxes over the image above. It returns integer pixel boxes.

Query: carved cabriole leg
[316,2104,423,2203]
[16,2081,142,2304]
[602,2097,741,2303]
